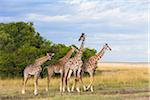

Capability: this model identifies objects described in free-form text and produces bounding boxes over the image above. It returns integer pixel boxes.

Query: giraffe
[81,43,111,92]
[22,53,54,95]
[63,33,85,93]
[46,46,76,93]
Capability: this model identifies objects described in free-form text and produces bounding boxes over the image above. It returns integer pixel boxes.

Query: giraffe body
[83,56,97,72]
[24,65,42,76]
[46,47,75,93]
[22,53,54,95]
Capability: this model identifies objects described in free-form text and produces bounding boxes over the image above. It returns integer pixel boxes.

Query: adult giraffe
[63,33,85,93]
[46,46,76,93]
[81,43,111,92]
[22,53,54,95]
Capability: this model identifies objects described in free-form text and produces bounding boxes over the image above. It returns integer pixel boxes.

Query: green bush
[0,22,96,78]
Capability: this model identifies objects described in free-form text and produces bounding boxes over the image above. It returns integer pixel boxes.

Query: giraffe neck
[96,46,106,60]
[59,48,74,64]
[34,55,49,66]
[74,40,84,60]
[79,40,84,50]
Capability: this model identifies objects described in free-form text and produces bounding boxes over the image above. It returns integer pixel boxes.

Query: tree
[0,22,97,78]
[0,22,52,78]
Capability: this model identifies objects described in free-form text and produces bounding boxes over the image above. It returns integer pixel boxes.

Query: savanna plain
[0,63,149,100]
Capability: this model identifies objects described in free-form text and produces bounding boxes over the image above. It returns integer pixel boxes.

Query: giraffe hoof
[34,93,38,96]
[34,91,38,96]
[71,88,75,92]
[90,86,94,92]
[90,89,94,92]
[67,90,71,93]
[62,87,65,93]
[46,88,48,92]
[83,87,87,91]
[76,88,80,93]
[67,88,71,93]
[71,90,74,93]
[22,90,25,94]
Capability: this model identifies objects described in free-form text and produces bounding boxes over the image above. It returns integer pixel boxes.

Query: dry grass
[0,63,149,100]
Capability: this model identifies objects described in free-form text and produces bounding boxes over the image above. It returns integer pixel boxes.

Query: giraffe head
[78,33,85,41]
[104,43,112,51]
[46,53,54,60]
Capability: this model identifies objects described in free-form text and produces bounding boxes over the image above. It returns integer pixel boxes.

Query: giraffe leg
[63,68,69,92]
[76,68,82,93]
[66,69,73,92]
[90,85,94,92]
[75,78,80,93]
[72,70,79,93]
[78,70,86,91]
[34,75,38,96]
[86,71,94,92]
[60,71,64,93]
[46,68,53,92]
[90,76,94,92]
[22,74,29,94]
[71,70,77,92]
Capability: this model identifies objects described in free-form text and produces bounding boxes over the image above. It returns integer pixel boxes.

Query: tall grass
[0,64,149,100]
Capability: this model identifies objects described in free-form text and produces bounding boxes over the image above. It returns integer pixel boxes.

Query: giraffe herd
[22,33,111,95]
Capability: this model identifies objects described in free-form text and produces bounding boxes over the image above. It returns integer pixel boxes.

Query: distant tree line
[0,22,96,78]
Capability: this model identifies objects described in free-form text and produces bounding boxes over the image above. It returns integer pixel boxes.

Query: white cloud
[77,1,98,11]
[0,16,25,22]
[26,13,70,22]
[84,33,148,56]
[6,0,145,26]
[22,7,147,26]
[60,0,148,25]
[88,33,147,41]
[61,0,87,5]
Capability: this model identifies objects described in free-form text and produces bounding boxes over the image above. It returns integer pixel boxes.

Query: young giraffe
[22,53,54,95]
[46,46,76,93]
[63,33,85,93]
[81,43,111,92]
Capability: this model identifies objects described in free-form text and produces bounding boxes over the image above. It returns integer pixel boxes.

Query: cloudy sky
[0,0,149,62]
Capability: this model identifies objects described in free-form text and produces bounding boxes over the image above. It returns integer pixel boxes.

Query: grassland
[0,63,149,100]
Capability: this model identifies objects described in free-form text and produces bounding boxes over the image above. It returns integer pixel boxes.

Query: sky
[0,0,149,62]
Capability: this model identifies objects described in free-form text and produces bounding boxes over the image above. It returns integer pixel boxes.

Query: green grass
[0,64,149,100]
